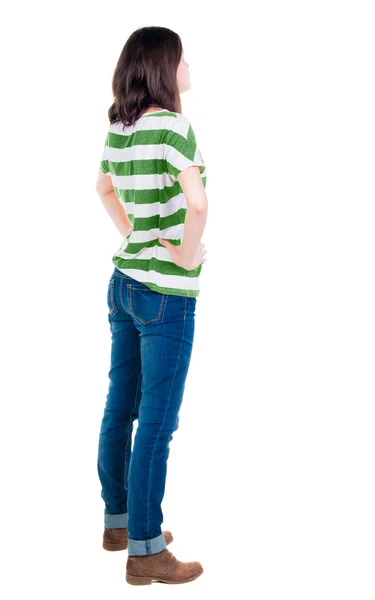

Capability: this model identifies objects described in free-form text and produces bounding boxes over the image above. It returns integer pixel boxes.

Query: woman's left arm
[96,169,133,237]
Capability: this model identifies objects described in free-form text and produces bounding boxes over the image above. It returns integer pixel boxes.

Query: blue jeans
[97,267,197,556]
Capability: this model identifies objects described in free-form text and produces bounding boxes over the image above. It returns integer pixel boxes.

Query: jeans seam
[123,370,142,489]
[119,277,127,312]
[108,279,117,316]
[146,313,187,540]
[113,268,131,280]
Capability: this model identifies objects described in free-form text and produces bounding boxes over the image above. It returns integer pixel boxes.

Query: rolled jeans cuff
[104,512,128,528]
[127,532,167,556]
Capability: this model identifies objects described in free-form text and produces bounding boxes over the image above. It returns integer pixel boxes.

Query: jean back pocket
[127,284,167,325]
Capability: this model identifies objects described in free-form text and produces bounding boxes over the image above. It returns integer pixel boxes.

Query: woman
[96,26,208,586]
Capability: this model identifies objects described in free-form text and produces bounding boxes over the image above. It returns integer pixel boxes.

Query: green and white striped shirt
[99,109,207,297]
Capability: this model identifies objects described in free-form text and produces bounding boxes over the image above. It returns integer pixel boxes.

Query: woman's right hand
[159,238,207,271]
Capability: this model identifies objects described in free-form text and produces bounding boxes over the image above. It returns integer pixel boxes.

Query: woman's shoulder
[163,112,194,135]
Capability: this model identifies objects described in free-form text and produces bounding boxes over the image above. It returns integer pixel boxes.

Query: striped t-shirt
[99,109,207,297]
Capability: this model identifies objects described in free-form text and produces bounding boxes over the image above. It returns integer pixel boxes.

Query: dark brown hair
[108,26,183,127]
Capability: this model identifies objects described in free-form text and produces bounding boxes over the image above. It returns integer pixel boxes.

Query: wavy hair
[108,26,183,127]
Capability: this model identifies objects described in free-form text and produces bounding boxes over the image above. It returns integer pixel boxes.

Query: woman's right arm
[160,118,208,270]
[159,165,208,270]
[177,165,208,266]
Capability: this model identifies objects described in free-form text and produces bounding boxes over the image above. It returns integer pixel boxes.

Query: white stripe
[106,142,206,176]
[115,225,184,253]
[164,144,205,176]
[108,114,175,136]
[112,172,175,190]
[114,265,200,293]
[119,192,186,218]
[105,143,164,163]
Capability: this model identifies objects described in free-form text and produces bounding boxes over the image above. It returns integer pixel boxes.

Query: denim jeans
[97,267,197,556]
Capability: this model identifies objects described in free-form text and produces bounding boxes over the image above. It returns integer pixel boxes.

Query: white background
[1,1,374,598]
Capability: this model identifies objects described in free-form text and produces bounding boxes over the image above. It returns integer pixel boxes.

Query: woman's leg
[126,291,197,556]
[97,272,142,529]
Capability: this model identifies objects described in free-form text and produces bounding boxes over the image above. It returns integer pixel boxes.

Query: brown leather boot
[126,548,203,585]
[103,528,173,551]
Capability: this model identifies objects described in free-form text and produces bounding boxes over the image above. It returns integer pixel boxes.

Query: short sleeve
[99,135,111,175]
[164,117,206,180]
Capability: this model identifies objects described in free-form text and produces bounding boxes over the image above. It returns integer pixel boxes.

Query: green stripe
[112,256,202,278]
[108,158,166,177]
[167,161,205,178]
[165,123,197,160]
[114,181,182,204]
[108,128,170,148]
[123,238,182,255]
[122,208,185,231]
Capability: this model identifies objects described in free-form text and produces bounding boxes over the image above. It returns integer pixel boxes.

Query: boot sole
[126,567,203,585]
[103,541,127,551]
